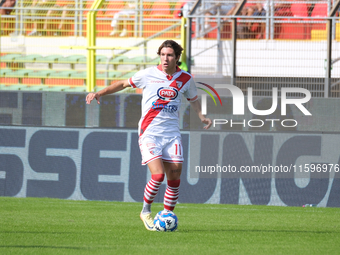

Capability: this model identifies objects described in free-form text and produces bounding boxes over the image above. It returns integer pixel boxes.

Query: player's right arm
[86,79,131,104]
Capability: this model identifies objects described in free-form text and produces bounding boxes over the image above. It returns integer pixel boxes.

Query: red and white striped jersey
[128,65,198,137]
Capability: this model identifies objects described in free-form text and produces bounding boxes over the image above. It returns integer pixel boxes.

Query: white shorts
[138,135,184,165]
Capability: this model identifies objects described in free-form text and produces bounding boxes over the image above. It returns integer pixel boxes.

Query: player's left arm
[190,100,212,130]
[184,77,212,130]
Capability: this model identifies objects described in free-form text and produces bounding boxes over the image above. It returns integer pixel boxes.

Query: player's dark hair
[157,40,183,62]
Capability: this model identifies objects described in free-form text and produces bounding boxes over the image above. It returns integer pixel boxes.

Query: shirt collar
[157,65,181,81]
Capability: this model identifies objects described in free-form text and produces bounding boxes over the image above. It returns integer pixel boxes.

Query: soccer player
[86,40,212,231]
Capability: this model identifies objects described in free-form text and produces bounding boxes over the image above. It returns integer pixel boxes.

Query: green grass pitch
[1,197,339,254]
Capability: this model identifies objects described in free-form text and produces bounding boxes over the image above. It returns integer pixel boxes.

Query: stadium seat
[82,0,106,36]
[43,54,65,68]
[24,85,49,91]
[141,1,154,16]
[0,68,13,76]
[125,56,158,69]
[96,72,107,86]
[0,84,21,90]
[45,77,84,86]
[66,70,122,79]
[66,86,87,92]
[69,71,87,79]
[0,51,161,91]
[43,54,64,63]
[143,1,177,38]
[22,77,41,85]
[273,4,292,39]
[47,70,85,87]
[49,70,75,78]
[110,55,129,63]
[311,29,326,40]
[0,54,24,69]
[104,0,125,16]
[1,69,56,87]
[62,55,87,64]
[83,0,105,16]
[148,1,171,18]
[291,2,308,17]
[0,77,20,86]
[108,70,122,78]
[69,70,117,78]
[278,22,307,40]
[101,0,126,36]
[221,21,232,39]
[28,70,56,78]
[109,55,129,69]
[204,21,232,39]
[100,0,135,37]
[0,69,32,86]
[43,54,63,62]
[60,55,86,69]
[0,17,15,35]
[275,2,309,40]
[96,55,108,63]
[22,69,56,85]
[1,54,45,71]
[93,70,122,86]
[0,54,22,63]
[47,85,73,92]
[4,69,33,78]
[311,23,340,41]
[127,56,147,64]
[0,53,6,68]
[118,71,138,80]
[15,54,44,63]
[39,54,115,69]
[311,2,328,30]
[147,58,159,65]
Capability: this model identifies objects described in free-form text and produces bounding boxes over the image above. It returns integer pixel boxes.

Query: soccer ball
[153,210,178,232]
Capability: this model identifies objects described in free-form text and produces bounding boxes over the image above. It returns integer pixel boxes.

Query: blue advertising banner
[0,126,339,207]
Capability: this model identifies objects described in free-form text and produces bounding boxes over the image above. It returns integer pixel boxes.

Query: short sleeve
[128,69,147,89]
[183,78,198,102]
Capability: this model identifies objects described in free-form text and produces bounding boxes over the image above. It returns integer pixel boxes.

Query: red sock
[143,174,164,204]
[164,179,180,211]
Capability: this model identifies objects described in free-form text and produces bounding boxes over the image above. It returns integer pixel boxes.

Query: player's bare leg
[140,158,165,231]
[164,162,182,180]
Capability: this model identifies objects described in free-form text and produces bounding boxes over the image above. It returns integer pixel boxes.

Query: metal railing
[185,0,340,98]
[0,0,186,37]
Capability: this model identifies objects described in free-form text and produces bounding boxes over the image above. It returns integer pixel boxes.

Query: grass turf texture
[1,197,339,255]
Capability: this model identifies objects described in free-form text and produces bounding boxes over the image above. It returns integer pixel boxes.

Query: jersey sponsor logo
[157,87,178,101]
[151,101,178,113]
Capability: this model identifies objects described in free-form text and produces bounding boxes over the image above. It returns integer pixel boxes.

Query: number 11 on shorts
[175,144,181,155]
